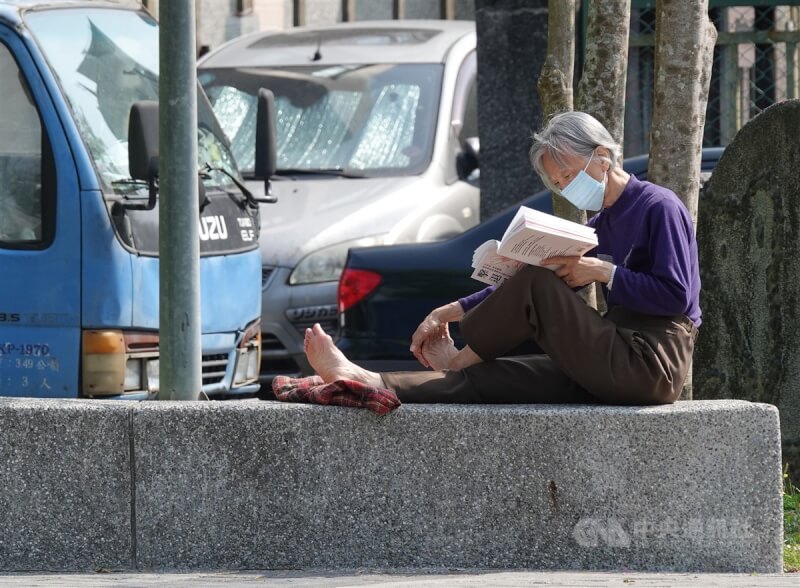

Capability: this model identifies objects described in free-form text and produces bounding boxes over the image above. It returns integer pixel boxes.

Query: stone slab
[695,99,800,483]
[0,398,132,571]
[132,399,783,572]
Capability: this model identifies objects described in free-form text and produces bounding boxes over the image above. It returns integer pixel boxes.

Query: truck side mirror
[129,101,159,181]
[127,101,210,211]
[254,88,278,202]
[126,101,159,210]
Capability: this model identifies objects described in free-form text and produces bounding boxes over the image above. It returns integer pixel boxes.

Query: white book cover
[471,206,598,286]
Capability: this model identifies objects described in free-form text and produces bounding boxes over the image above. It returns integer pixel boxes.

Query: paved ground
[0,570,797,587]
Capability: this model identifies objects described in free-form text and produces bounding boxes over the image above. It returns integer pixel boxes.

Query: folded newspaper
[471,206,598,286]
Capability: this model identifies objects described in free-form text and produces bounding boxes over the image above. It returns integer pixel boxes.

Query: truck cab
[0,1,262,399]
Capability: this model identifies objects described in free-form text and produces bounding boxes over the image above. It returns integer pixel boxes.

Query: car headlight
[289,235,387,285]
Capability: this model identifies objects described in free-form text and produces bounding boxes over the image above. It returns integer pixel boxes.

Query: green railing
[618,2,800,154]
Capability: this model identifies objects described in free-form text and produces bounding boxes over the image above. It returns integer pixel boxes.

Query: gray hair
[529,111,622,191]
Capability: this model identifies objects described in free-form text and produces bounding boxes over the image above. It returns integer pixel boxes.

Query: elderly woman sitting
[302,111,700,406]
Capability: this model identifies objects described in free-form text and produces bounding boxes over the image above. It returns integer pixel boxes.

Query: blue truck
[0,1,264,399]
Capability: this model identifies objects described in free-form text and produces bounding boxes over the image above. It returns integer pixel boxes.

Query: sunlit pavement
[0,570,797,587]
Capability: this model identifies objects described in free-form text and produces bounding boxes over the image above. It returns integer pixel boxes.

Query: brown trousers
[382,266,697,405]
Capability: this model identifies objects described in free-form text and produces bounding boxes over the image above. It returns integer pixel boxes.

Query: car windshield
[24,8,240,195]
[199,63,443,177]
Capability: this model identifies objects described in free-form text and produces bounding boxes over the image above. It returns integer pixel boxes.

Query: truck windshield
[24,8,240,195]
[199,63,442,177]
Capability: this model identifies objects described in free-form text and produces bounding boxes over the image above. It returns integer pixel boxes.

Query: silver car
[198,20,480,384]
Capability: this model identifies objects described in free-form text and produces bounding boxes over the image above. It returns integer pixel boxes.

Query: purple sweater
[458,175,702,327]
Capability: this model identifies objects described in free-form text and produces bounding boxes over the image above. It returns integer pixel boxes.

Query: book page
[470,240,524,286]
[498,231,595,266]
[497,206,598,266]
[469,207,598,285]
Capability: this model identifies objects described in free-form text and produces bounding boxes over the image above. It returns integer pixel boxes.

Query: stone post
[474,0,549,220]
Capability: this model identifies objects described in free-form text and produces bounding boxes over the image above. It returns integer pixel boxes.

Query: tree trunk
[649,1,717,399]
[575,0,631,149]
[649,2,717,226]
[538,1,578,222]
[575,0,631,311]
[537,1,599,307]
[537,1,575,121]
[538,1,577,224]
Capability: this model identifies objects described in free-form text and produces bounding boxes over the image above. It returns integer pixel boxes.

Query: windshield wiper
[273,168,367,179]
[111,178,148,189]
[204,163,277,206]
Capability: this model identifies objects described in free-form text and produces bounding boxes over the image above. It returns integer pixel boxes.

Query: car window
[348,80,422,170]
[25,9,241,194]
[0,41,51,248]
[452,51,478,143]
[201,63,443,176]
[460,79,479,142]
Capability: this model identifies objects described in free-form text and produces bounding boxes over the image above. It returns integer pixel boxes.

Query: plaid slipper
[272,375,401,415]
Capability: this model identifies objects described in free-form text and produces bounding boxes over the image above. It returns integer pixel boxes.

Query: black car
[336,148,724,372]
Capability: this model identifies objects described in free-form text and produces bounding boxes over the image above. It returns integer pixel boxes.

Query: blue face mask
[559,155,607,211]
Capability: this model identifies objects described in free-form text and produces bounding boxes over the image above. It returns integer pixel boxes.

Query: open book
[471,206,598,286]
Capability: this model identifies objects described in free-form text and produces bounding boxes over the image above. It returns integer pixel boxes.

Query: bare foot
[448,344,483,371]
[303,323,384,387]
[421,334,458,371]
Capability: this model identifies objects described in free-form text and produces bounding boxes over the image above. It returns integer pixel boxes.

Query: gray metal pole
[158,0,202,400]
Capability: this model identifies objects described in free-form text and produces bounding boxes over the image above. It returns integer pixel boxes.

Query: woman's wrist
[434,301,464,323]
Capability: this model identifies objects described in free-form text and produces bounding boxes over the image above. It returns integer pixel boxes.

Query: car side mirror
[254,88,278,203]
[456,136,480,180]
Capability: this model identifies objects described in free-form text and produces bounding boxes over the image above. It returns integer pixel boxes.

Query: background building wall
[253,0,293,29]
[302,0,343,26]
[197,0,237,53]
[254,0,476,27]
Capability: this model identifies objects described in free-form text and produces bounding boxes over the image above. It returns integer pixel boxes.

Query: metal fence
[624,1,800,155]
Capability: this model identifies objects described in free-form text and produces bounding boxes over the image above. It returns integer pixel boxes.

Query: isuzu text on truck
[0,1,266,399]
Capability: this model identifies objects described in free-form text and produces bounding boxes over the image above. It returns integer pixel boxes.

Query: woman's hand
[410,302,464,368]
[543,255,613,289]
[419,327,458,370]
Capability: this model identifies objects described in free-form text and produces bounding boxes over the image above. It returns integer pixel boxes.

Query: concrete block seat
[0,398,783,573]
